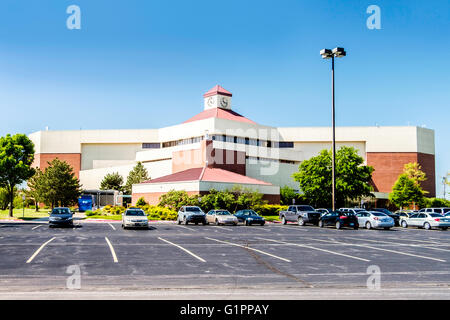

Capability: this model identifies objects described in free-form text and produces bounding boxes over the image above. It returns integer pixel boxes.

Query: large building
[29,85,436,205]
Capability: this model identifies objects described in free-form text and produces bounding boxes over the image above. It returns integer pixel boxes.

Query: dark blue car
[234,210,265,226]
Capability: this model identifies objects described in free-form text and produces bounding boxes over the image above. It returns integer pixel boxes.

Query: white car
[206,210,238,225]
[401,213,450,230]
[356,211,394,230]
[122,208,149,229]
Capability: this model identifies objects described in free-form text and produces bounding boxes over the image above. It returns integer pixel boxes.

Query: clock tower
[203,85,232,110]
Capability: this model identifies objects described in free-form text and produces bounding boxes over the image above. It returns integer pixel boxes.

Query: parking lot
[1,220,450,299]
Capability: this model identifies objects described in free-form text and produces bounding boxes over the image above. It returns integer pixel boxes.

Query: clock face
[207,97,215,106]
[220,97,228,108]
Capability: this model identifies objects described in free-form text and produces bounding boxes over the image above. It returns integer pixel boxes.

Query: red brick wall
[32,153,81,178]
[367,152,435,197]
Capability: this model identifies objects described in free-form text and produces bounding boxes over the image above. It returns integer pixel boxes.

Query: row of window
[142,135,295,149]
[211,134,294,148]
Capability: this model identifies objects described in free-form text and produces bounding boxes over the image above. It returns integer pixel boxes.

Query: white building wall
[81,143,143,170]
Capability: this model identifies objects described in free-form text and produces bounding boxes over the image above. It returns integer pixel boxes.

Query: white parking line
[211,225,233,231]
[31,225,42,230]
[158,237,206,262]
[275,225,308,231]
[26,237,56,263]
[176,225,198,232]
[258,237,371,262]
[105,237,118,263]
[108,223,116,231]
[311,238,446,263]
[344,236,450,253]
[205,237,291,263]
[386,237,441,245]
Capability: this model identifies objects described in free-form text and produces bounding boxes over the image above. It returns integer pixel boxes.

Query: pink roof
[141,167,272,186]
[183,108,256,124]
[203,85,232,98]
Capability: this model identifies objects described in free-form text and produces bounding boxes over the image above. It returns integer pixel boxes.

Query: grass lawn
[263,215,280,222]
[0,208,49,219]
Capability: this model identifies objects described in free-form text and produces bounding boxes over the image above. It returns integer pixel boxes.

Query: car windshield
[51,208,71,214]
[297,206,314,211]
[443,208,450,213]
[243,210,258,216]
[185,207,201,212]
[216,211,231,215]
[126,210,145,216]
[371,212,387,217]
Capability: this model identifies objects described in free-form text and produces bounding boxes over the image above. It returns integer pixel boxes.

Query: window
[142,143,160,149]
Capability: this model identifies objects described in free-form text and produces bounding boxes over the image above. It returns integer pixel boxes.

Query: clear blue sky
[0,0,448,196]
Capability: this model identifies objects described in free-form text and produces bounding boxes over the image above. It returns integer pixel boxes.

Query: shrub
[85,210,95,216]
[140,205,177,220]
[252,204,288,216]
[136,197,147,207]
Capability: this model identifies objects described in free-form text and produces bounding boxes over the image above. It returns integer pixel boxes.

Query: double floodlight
[320,47,346,59]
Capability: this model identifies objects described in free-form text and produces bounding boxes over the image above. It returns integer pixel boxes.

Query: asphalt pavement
[0,220,449,299]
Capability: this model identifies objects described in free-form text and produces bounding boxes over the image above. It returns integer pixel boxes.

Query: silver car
[401,213,450,230]
[356,211,394,230]
[206,210,238,226]
[122,208,149,229]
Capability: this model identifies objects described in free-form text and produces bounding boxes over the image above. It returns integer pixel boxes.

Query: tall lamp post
[320,47,346,211]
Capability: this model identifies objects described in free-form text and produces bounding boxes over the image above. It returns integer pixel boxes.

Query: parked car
[234,209,265,226]
[401,213,450,230]
[122,208,148,229]
[279,205,320,226]
[371,208,400,226]
[398,211,417,225]
[418,208,450,215]
[338,208,367,215]
[356,211,394,230]
[48,207,74,227]
[206,210,238,225]
[316,208,331,216]
[177,206,207,225]
[319,211,359,229]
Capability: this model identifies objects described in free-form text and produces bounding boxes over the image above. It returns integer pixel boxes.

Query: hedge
[251,204,288,216]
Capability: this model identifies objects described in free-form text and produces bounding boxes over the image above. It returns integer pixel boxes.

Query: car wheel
[441,227,448,231]
[424,222,431,230]
[215,219,219,226]
[245,220,249,226]
[365,221,372,229]
[261,221,265,226]
[202,220,207,226]
[282,217,287,225]
[384,227,391,230]
[177,217,181,225]
[401,220,408,228]
[195,222,198,225]
[354,226,359,230]
[336,221,341,230]
[184,217,188,225]
[298,217,305,226]
[319,220,324,228]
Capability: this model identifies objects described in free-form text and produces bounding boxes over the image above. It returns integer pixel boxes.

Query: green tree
[0,134,35,217]
[39,159,82,208]
[27,169,45,211]
[229,185,266,211]
[158,190,191,211]
[135,197,147,206]
[292,146,374,208]
[0,187,10,210]
[389,174,424,209]
[100,172,124,191]
[124,162,149,194]
[280,186,302,205]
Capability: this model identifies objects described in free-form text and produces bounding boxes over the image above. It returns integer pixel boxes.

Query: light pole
[320,47,346,211]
